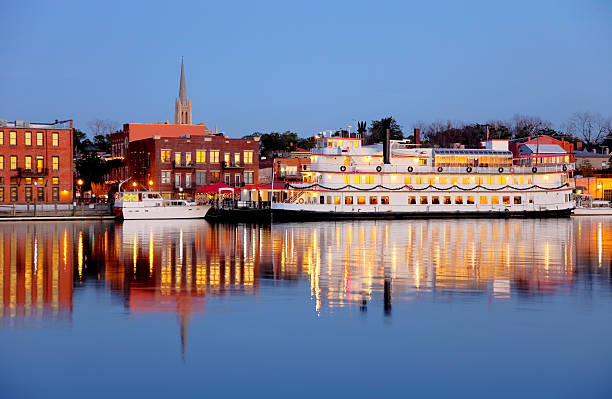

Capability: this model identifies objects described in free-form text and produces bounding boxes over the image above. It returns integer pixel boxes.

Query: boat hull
[115,205,211,220]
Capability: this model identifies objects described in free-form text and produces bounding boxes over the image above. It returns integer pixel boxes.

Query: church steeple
[174,57,192,125]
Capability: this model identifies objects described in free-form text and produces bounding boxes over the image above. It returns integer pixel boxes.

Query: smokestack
[383,127,391,164]
[414,128,420,146]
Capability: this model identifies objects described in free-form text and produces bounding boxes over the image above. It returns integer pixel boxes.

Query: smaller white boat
[113,179,210,220]
[572,199,612,216]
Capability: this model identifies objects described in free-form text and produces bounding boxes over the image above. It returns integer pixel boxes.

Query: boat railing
[309,163,574,174]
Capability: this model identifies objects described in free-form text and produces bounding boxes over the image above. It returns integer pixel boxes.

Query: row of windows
[320,195,532,206]
[0,186,61,202]
[0,131,60,146]
[0,155,60,171]
[160,171,255,186]
[334,175,536,185]
[0,177,60,185]
[161,150,254,164]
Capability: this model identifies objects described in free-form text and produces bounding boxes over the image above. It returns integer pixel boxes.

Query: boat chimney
[382,118,392,164]
[414,128,420,146]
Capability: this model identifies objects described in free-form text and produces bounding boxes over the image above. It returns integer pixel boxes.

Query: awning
[195,182,235,194]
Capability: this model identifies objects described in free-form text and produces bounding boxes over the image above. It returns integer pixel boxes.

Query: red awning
[195,182,235,194]
[243,182,287,190]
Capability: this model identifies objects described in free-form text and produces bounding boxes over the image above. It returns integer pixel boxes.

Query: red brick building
[509,136,574,162]
[0,120,73,204]
[125,133,259,198]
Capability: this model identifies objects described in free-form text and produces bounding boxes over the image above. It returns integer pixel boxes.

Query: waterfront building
[259,155,311,183]
[574,150,610,171]
[509,135,574,162]
[0,119,73,205]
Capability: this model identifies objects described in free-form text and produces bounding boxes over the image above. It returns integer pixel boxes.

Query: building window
[25,178,32,185]
[210,171,220,182]
[210,151,220,163]
[161,149,171,162]
[0,187,3,202]
[52,132,59,146]
[36,156,44,172]
[244,171,254,184]
[161,170,171,184]
[196,150,206,163]
[52,156,59,171]
[345,196,353,205]
[25,156,32,170]
[185,152,192,165]
[234,174,240,186]
[244,151,253,164]
[234,153,240,165]
[0,155,4,170]
[175,174,181,188]
[175,152,181,165]
[0,131,3,144]
[224,153,230,164]
[52,177,59,185]
[37,187,44,201]
[224,174,230,184]
[25,186,32,202]
[185,173,192,187]
[25,131,32,146]
[196,171,206,185]
[10,187,17,202]
[381,196,390,204]
[10,155,17,170]
[9,131,16,145]
[36,132,44,146]
[52,187,59,201]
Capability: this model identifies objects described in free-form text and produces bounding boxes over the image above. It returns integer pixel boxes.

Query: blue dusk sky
[1,0,611,138]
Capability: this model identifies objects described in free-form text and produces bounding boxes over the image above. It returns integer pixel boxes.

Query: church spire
[174,57,192,125]
[179,57,187,102]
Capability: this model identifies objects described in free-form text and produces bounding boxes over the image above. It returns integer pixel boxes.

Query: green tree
[93,134,111,153]
[365,117,403,145]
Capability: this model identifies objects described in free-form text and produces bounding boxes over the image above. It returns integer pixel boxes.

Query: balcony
[17,167,49,178]
[222,161,244,169]
[173,161,195,169]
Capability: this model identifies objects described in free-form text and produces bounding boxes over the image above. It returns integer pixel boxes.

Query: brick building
[127,134,259,199]
[0,120,73,204]
[509,136,574,163]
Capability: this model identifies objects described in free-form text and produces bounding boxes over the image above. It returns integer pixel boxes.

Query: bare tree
[509,115,552,139]
[87,119,120,136]
[565,112,612,144]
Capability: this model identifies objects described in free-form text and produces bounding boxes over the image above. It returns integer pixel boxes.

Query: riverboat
[114,190,211,220]
[271,131,575,219]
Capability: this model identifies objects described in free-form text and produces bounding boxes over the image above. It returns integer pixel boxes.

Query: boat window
[467,196,475,204]
[480,196,488,204]
[345,196,353,205]
[431,196,440,204]
[440,177,448,184]
[529,197,533,203]
[408,196,416,204]
[334,196,341,205]
[138,193,143,201]
[420,196,428,204]
[455,196,463,204]
[514,196,522,204]
[381,196,389,204]
[326,196,332,204]
[357,196,366,205]
[370,196,378,205]
[502,196,511,205]
[491,196,499,205]
[443,196,451,204]
[320,196,325,204]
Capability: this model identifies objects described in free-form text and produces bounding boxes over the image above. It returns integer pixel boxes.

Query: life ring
[466,167,472,173]
[376,165,382,172]
[562,165,567,171]
[407,166,413,173]
[532,167,538,173]
[437,167,443,173]
[498,167,504,173]
[298,198,304,204]
[340,165,346,172]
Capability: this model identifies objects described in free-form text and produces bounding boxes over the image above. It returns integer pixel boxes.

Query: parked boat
[114,191,211,220]
[573,199,612,216]
[272,131,575,219]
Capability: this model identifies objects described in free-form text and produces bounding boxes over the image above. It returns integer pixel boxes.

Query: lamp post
[77,179,84,203]
[33,180,38,216]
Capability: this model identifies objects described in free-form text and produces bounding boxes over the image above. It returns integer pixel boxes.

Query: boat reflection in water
[2,218,612,325]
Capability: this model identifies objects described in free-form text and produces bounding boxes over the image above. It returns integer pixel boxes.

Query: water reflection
[1,218,612,326]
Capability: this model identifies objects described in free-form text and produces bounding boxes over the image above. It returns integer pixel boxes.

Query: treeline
[244,131,315,158]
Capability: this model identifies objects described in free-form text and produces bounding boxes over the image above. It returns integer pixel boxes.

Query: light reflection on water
[1,218,612,397]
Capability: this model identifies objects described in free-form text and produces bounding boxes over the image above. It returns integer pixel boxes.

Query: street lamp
[33,180,38,216]
[77,179,84,202]
[132,181,138,190]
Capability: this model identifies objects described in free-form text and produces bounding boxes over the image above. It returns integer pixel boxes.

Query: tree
[93,134,111,153]
[365,117,403,145]
[510,115,552,139]
[73,128,87,154]
[565,112,612,144]
[87,119,120,137]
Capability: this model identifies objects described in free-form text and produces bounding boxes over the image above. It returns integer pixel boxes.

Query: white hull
[117,204,211,220]
[572,208,612,216]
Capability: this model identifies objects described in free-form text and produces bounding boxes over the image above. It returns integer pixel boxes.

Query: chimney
[383,127,391,164]
[414,128,420,146]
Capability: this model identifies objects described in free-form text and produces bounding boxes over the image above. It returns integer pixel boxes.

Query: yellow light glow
[77,179,83,186]
[148,180,154,186]
[132,182,137,187]
[391,175,397,180]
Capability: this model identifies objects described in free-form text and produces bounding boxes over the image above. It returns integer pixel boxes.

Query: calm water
[1,218,611,398]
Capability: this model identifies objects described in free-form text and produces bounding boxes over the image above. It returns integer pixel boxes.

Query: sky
[1,0,611,138]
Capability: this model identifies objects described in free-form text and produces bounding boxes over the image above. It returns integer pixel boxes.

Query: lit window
[10,155,17,170]
[353,175,362,184]
[451,177,458,185]
[365,176,374,184]
[443,196,451,204]
[357,196,366,204]
[161,170,171,184]
[420,196,428,204]
[455,196,463,204]
[9,131,16,145]
[25,156,32,170]
[467,196,475,204]
[175,152,181,165]
[326,196,332,204]
[345,196,353,205]
[52,177,59,185]
[369,196,378,204]
[224,153,230,163]
[419,159,427,166]
[381,196,389,204]
[52,132,59,146]
[0,131,3,144]
[0,155,3,170]
[196,150,206,163]
[440,177,448,184]
[404,176,411,184]
[36,132,44,146]
[36,156,43,172]
[462,177,469,185]
[480,196,488,204]
[10,187,17,202]
[432,196,440,204]
[234,153,240,164]
[334,196,341,205]
[161,149,171,162]
[514,196,522,204]
[344,175,350,184]
[52,156,59,171]
[185,152,192,165]
[491,196,499,204]
[429,177,436,184]
[25,132,32,146]
[416,177,423,184]
[243,151,253,164]
[498,176,507,185]
[210,151,220,163]
[502,196,510,205]
[408,196,416,204]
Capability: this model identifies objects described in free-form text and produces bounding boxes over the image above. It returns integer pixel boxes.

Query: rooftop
[0,119,72,129]
[574,150,610,158]
[433,149,512,156]
[519,144,567,155]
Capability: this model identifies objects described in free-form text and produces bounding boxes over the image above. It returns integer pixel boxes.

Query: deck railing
[309,163,574,174]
